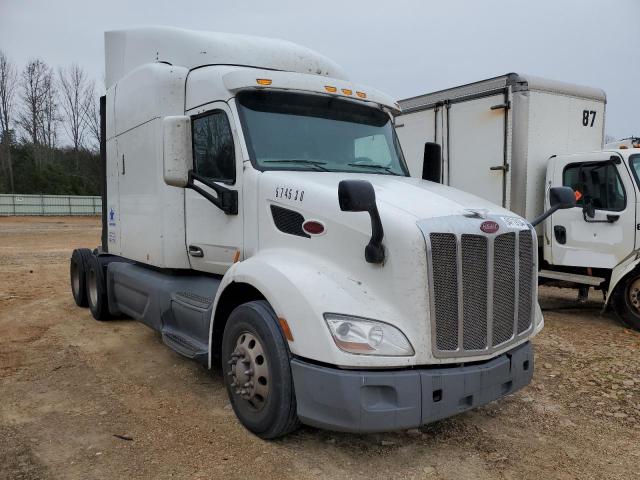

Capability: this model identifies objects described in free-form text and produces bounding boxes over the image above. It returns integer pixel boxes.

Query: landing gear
[611,274,640,331]
[222,300,299,439]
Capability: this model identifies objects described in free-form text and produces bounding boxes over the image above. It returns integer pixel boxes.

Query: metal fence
[0,194,102,216]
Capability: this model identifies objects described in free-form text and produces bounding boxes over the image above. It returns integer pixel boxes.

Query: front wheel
[610,273,640,331]
[221,300,299,439]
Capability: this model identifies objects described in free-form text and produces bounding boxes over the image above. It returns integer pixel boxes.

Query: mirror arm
[364,206,385,264]
[530,205,559,227]
[187,171,238,215]
[582,211,619,224]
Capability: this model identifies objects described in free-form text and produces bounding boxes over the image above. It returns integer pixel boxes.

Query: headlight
[324,313,414,356]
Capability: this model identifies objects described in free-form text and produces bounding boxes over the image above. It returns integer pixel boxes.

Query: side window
[192,111,235,184]
[563,162,625,211]
[354,134,392,165]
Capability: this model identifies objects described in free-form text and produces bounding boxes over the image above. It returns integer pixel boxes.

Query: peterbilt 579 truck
[395,74,640,331]
[69,27,572,438]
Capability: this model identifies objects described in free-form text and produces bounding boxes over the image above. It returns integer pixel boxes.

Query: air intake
[270,205,310,238]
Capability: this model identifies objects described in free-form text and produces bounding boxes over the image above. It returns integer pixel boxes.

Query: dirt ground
[0,216,638,480]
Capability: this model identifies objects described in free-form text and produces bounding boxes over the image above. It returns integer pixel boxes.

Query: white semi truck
[395,74,640,331]
[69,29,573,438]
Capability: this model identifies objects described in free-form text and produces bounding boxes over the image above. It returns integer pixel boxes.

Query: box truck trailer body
[69,29,573,438]
[396,75,640,332]
[395,73,606,220]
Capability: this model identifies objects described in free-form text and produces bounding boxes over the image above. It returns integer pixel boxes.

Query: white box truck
[395,74,640,331]
[69,30,573,438]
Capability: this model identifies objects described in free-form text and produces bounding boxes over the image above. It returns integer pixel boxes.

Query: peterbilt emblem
[480,220,500,233]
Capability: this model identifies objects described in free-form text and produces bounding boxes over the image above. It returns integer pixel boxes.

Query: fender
[605,250,640,308]
[207,249,414,369]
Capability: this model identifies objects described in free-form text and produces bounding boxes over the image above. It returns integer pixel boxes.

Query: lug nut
[244,369,253,377]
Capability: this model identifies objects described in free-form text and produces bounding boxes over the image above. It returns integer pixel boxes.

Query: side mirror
[422,142,442,183]
[338,180,385,264]
[549,186,576,210]
[530,186,576,227]
[163,116,193,187]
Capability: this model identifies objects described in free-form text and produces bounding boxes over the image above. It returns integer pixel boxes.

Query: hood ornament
[463,208,489,219]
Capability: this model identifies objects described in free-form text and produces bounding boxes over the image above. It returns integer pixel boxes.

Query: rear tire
[85,254,111,321]
[611,273,640,331]
[70,248,92,307]
[221,300,300,439]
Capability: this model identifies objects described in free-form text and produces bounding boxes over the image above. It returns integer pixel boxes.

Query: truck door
[185,103,243,275]
[548,153,636,268]
[446,94,508,207]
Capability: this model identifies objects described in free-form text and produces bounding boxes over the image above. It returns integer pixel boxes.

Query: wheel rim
[628,278,640,312]
[71,260,81,296]
[88,268,98,307]
[227,332,270,411]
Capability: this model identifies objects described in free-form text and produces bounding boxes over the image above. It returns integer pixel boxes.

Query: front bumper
[291,341,533,433]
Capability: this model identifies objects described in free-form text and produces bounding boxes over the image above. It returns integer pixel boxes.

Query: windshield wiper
[346,162,402,176]
[263,159,329,171]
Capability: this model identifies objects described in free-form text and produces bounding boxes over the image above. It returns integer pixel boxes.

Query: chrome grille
[492,233,516,346]
[517,230,534,333]
[461,235,488,350]
[429,233,459,351]
[426,224,536,357]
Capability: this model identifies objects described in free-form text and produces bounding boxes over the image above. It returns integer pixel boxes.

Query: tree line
[0,50,102,195]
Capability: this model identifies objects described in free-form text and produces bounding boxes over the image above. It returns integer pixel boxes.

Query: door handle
[188,245,204,257]
[607,214,620,223]
[489,164,509,172]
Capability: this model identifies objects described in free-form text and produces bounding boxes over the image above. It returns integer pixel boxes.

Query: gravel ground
[0,216,638,480]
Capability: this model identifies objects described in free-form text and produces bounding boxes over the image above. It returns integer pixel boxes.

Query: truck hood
[260,170,516,221]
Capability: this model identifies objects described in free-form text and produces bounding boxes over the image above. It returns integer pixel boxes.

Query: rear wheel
[221,300,299,439]
[85,254,111,321]
[70,248,92,307]
[611,273,640,331]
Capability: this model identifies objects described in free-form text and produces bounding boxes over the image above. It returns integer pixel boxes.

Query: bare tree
[83,79,104,153]
[0,51,17,138]
[59,64,93,151]
[17,59,50,146]
[38,71,59,150]
[0,50,18,192]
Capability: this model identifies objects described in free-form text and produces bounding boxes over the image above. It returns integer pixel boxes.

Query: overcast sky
[1,0,638,138]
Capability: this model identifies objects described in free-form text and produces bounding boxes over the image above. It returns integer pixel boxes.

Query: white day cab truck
[395,74,640,331]
[69,28,574,438]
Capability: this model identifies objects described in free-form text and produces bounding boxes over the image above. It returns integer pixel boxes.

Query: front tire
[611,273,640,331]
[221,300,299,439]
[85,254,111,321]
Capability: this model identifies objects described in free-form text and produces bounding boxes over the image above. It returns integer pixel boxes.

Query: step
[162,331,208,361]
[172,291,213,310]
[539,269,604,286]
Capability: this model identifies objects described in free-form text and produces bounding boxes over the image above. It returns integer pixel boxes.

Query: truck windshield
[236,90,409,176]
[629,154,640,187]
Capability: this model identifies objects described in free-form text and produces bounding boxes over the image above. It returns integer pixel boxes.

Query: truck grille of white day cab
[419,218,537,359]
